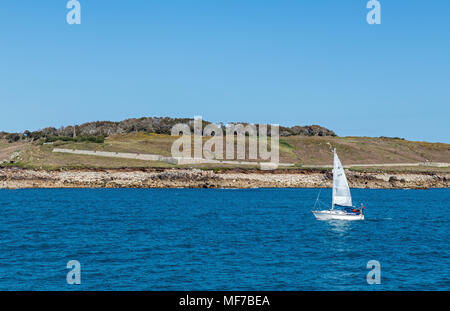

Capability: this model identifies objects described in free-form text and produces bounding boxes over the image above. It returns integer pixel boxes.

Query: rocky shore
[0,168,448,189]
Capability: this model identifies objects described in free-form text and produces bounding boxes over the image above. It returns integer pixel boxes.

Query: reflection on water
[325,220,352,235]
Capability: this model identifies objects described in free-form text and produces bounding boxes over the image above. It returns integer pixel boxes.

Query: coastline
[0,167,448,189]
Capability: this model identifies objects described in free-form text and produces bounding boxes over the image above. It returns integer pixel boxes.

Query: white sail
[332,150,352,208]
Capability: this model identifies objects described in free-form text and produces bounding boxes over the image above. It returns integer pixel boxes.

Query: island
[1,117,448,189]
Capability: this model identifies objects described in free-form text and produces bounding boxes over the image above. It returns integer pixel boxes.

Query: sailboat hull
[312,210,364,221]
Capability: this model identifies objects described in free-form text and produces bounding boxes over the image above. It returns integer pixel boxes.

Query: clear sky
[0,1,449,142]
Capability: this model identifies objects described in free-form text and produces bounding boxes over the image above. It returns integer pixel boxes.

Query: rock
[0,167,447,189]
[389,176,398,182]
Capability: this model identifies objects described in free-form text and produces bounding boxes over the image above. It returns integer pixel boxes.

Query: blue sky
[0,1,449,142]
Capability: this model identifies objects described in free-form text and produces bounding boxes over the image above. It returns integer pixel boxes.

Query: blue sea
[0,188,448,291]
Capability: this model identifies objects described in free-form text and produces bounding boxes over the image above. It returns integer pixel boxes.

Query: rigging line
[313,171,329,210]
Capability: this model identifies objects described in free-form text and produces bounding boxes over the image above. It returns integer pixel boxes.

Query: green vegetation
[44,135,105,144]
[0,132,448,172]
[279,139,294,149]
[6,133,22,143]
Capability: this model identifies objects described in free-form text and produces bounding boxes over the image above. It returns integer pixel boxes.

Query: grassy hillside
[279,136,450,165]
[1,133,449,171]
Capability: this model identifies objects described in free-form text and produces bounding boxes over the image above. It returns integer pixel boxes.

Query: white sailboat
[312,149,365,221]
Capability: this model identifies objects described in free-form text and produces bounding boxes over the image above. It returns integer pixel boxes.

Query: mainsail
[332,149,352,208]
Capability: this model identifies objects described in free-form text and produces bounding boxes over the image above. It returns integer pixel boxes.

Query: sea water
[0,188,448,290]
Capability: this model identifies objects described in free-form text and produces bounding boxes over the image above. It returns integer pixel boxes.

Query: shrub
[44,135,105,144]
[6,133,21,143]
